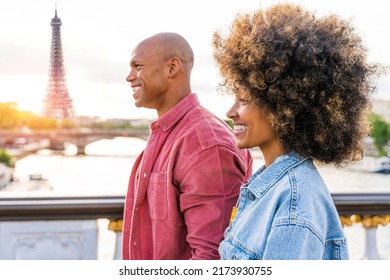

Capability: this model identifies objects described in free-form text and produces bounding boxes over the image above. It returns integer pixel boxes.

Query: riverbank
[6,139,50,160]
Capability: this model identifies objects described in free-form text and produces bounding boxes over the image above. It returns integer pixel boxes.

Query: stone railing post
[356,215,390,259]
[341,215,390,260]
[108,219,123,260]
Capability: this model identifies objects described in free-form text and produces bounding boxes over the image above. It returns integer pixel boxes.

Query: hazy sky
[1,0,389,120]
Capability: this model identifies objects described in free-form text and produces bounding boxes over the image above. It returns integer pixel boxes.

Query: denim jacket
[219,152,349,260]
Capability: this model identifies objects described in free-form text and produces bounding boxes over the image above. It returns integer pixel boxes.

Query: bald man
[123,33,252,260]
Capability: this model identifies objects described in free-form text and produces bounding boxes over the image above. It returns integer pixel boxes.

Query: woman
[212,3,381,259]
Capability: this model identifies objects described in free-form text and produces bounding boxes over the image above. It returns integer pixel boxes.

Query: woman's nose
[226,101,239,119]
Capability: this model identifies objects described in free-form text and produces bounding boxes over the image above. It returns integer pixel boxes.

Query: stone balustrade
[0,193,389,259]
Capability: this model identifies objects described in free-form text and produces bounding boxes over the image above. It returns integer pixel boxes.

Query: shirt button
[163,124,167,129]
[133,241,137,246]
[143,173,147,178]
[248,193,255,201]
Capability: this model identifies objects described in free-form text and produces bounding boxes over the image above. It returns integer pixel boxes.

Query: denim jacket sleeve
[263,224,325,259]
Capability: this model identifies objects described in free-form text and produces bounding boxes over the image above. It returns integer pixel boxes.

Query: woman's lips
[233,124,247,137]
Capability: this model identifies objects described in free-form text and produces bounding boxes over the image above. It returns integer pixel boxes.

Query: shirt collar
[150,93,199,132]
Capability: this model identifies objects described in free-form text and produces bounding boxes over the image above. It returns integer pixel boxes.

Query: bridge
[0,128,150,156]
[0,192,390,260]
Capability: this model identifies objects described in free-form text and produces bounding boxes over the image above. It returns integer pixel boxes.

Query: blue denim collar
[247,152,310,198]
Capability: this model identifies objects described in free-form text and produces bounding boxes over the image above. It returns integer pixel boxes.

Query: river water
[2,137,390,260]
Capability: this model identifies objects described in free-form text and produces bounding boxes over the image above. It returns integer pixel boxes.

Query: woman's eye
[239,98,249,104]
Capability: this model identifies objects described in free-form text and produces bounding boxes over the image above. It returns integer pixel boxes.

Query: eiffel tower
[42,8,77,119]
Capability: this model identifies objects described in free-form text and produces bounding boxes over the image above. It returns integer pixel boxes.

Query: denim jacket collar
[247,152,310,198]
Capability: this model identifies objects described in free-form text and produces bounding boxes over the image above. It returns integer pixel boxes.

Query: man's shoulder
[179,106,234,140]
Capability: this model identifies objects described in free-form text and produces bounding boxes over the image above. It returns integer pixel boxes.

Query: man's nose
[126,71,134,82]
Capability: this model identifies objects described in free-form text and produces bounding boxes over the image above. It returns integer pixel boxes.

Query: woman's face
[226,88,283,165]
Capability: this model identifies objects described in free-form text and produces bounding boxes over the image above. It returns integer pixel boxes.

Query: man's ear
[167,57,182,77]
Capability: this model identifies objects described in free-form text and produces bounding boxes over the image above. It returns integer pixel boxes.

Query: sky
[0,0,389,120]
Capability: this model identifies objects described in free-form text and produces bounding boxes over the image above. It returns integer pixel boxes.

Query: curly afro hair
[213,3,382,166]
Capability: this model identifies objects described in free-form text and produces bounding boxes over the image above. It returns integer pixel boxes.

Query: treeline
[1,102,390,156]
[0,103,75,129]
[0,103,148,130]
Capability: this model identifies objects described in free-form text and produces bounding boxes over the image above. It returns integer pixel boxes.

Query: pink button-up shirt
[122,93,252,260]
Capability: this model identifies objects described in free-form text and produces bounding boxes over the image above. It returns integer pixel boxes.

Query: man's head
[126,32,194,116]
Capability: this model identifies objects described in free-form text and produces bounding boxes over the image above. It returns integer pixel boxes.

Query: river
[2,137,390,259]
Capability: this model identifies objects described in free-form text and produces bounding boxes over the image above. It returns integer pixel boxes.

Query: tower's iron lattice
[41,9,77,119]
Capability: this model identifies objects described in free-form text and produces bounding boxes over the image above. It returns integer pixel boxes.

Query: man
[122,32,252,260]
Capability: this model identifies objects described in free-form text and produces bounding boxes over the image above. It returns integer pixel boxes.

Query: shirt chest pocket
[148,172,168,221]
[219,238,260,260]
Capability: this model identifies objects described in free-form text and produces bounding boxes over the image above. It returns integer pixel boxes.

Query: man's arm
[178,146,251,259]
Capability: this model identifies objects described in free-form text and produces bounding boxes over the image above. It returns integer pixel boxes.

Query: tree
[370,113,390,157]
[0,149,14,168]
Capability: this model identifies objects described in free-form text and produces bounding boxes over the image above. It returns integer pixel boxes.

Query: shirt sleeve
[263,224,325,259]
[177,145,250,260]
